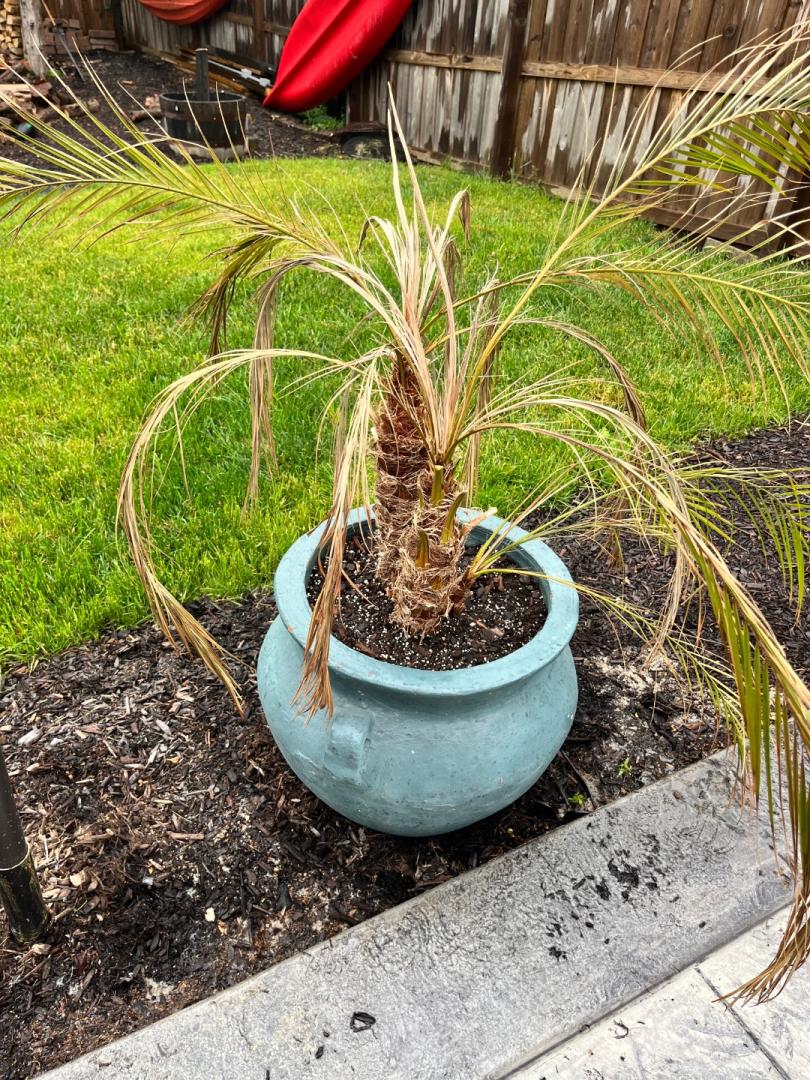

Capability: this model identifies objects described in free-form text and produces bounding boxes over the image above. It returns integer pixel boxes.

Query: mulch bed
[1,51,338,169]
[309,536,547,669]
[1,417,808,1079]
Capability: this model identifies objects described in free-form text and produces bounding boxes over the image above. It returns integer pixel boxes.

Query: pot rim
[273,508,578,698]
[159,91,246,106]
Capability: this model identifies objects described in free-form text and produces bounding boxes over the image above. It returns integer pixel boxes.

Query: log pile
[1,5,118,68]
[44,19,119,55]
[0,79,48,141]
[0,78,103,142]
[0,0,23,64]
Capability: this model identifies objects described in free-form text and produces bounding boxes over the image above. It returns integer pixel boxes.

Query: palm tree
[1,26,809,1002]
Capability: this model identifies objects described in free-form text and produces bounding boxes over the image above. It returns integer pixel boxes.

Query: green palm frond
[676,463,810,611]
[1,65,271,234]
[449,386,810,1004]
[554,241,810,393]
[602,24,810,215]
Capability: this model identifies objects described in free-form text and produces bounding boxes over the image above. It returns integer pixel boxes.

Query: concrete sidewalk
[515,911,808,1079]
[43,752,798,1080]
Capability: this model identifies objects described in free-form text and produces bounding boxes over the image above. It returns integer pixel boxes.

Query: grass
[298,104,346,131]
[1,156,808,667]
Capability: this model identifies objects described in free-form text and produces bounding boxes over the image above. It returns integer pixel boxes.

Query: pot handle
[323,711,372,785]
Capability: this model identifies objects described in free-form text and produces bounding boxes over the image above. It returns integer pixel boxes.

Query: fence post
[252,0,267,64]
[18,0,47,78]
[111,0,128,51]
[490,0,530,178]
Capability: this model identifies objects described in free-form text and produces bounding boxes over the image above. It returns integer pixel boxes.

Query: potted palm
[1,29,809,1001]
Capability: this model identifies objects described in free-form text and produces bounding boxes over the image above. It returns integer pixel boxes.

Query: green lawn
[1,157,808,665]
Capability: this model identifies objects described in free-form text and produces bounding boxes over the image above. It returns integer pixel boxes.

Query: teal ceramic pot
[257,509,579,836]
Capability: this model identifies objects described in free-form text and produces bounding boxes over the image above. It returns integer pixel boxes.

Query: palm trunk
[373,359,429,580]
[374,360,471,634]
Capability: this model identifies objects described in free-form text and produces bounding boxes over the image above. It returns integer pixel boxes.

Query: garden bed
[1,51,338,169]
[1,418,808,1079]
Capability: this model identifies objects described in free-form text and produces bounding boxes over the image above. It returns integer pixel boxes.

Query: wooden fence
[49,0,118,49]
[349,0,810,242]
[119,0,304,69]
[119,0,810,243]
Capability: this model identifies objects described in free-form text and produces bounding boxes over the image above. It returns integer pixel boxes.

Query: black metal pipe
[0,742,50,943]
[0,741,26,867]
[195,48,210,102]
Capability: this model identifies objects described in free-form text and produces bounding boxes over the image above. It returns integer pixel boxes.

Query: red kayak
[264,0,413,113]
[135,0,229,25]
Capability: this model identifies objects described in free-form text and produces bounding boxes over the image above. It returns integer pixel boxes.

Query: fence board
[119,0,306,69]
[49,0,116,40]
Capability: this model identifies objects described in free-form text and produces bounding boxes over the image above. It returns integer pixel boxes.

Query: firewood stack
[0,78,101,144]
[44,18,119,54]
[1,6,118,68]
[0,0,23,65]
[0,80,40,141]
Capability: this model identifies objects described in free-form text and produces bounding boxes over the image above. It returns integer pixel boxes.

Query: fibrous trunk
[373,358,428,581]
[374,360,471,635]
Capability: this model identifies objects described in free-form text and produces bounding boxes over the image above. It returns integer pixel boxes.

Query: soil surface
[308,536,547,669]
[1,51,338,168]
[1,418,808,1079]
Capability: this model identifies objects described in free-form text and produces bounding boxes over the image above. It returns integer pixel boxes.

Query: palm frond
[456,402,810,1003]
[601,24,810,221]
[554,242,810,394]
[117,346,352,711]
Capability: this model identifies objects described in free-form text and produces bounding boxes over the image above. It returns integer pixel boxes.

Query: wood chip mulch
[1,416,808,1079]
